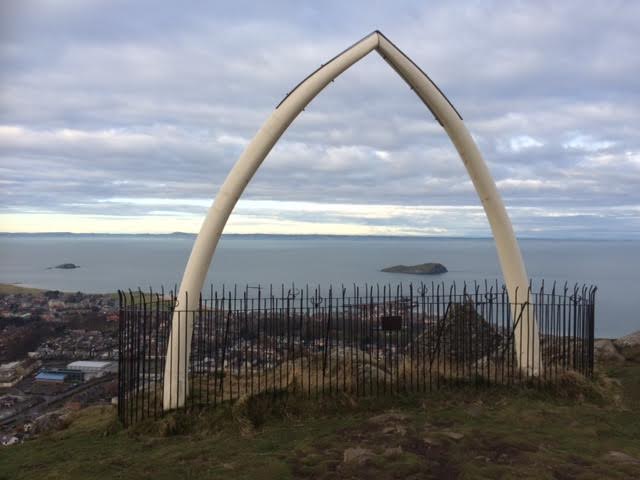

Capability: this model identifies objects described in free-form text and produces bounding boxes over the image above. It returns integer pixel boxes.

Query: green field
[0,282,113,297]
[1,364,639,479]
[0,283,46,295]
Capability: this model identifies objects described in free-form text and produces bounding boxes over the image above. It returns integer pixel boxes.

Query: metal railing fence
[117,281,596,426]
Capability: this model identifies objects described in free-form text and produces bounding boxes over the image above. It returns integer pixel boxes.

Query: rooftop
[35,372,67,381]
[67,361,113,369]
[0,361,20,371]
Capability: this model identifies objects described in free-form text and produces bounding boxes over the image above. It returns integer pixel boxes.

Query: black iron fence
[117,282,596,426]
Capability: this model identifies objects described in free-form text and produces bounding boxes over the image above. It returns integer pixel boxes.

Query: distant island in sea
[381,262,448,274]
[47,263,80,270]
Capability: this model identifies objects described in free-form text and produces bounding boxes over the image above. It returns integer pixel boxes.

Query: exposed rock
[408,298,506,362]
[369,412,409,437]
[323,347,393,391]
[474,455,491,463]
[423,437,441,447]
[33,412,69,433]
[466,400,484,418]
[604,451,640,465]
[594,339,625,364]
[343,447,375,465]
[540,336,590,367]
[382,424,407,436]
[381,262,447,275]
[354,363,393,390]
[383,446,403,458]
[327,346,373,365]
[613,331,640,362]
[442,431,464,441]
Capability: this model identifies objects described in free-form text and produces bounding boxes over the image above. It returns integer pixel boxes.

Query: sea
[0,234,638,338]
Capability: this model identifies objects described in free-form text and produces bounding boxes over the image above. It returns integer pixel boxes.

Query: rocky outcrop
[381,263,447,275]
[33,411,70,434]
[326,347,393,390]
[594,339,625,364]
[613,331,640,362]
[408,299,506,362]
[593,330,640,365]
[343,447,375,465]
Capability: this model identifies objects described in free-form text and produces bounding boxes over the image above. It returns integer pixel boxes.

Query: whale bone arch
[163,31,540,410]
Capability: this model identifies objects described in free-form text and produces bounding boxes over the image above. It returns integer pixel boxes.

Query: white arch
[163,31,540,410]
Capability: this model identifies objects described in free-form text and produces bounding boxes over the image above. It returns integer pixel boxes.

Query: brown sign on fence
[381,315,402,331]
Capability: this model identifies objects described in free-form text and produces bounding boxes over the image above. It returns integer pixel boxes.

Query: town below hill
[0,284,118,445]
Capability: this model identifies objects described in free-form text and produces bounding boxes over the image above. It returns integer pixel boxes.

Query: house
[1,435,20,447]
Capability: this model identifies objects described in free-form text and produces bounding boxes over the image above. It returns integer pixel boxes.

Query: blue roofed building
[35,372,67,383]
[34,369,84,384]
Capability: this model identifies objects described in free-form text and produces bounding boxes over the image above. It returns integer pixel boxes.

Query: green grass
[1,364,639,479]
[0,283,46,295]
[0,283,133,303]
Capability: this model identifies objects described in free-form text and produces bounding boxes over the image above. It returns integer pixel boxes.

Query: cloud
[507,136,544,152]
[563,134,615,152]
[1,1,639,237]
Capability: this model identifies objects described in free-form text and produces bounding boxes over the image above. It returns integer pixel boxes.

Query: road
[0,374,115,429]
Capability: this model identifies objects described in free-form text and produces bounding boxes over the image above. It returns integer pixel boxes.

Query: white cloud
[374,150,390,160]
[497,135,544,153]
[1,1,640,237]
[217,134,248,147]
[563,135,615,152]
[510,135,543,151]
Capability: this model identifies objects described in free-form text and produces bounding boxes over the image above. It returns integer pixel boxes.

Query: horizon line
[0,231,637,241]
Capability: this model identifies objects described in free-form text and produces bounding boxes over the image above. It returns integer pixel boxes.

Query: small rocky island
[48,263,80,270]
[381,262,447,275]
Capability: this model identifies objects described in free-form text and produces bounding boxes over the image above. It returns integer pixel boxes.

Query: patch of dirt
[551,464,583,480]
[604,451,640,465]
[288,413,462,479]
[468,434,537,466]
[567,454,593,467]
[402,436,461,479]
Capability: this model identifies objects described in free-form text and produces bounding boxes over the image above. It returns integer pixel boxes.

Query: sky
[1,0,639,238]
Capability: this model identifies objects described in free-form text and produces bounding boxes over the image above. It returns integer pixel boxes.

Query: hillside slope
[1,364,639,479]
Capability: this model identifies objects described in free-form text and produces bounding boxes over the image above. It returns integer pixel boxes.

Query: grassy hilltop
[1,363,639,480]
[0,284,47,295]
